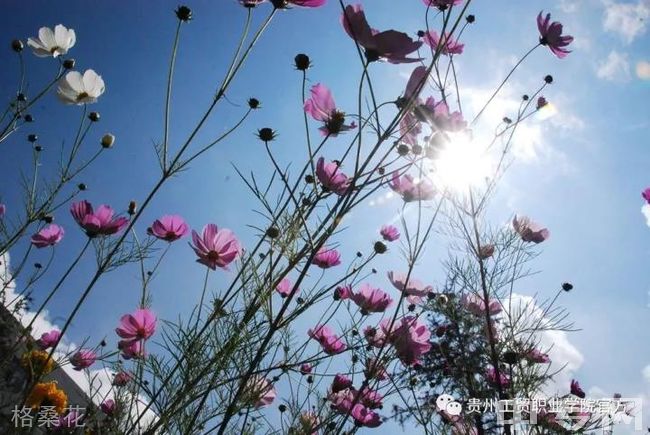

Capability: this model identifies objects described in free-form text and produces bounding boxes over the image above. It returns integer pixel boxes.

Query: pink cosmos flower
[389,172,435,202]
[331,374,353,392]
[308,324,347,355]
[118,339,145,360]
[382,316,431,366]
[329,388,354,413]
[358,387,383,409]
[380,225,400,242]
[424,98,467,132]
[513,215,550,243]
[244,375,276,408]
[387,271,433,298]
[276,277,299,298]
[351,283,393,314]
[300,363,313,374]
[351,404,382,427]
[190,224,241,270]
[422,0,463,9]
[30,224,64,248]
[70,200,128,237]
[273,0,327,7]
[363,326,387,348]
[342,4,422,64]
[113,371,132,386]
[422,31,464,55]
[115,308,157,342]
[334,285,353,300]
[147,215,189,242]
[461,293,502,316]
[641,187,650,204]
[100,399,115,416]
[36,329,61,350]
[486,366,510,388]
[537,11,573,58]
[526,348,551,364]
[316,157,351,196]
[304,84,355,136]
[570,379,586,398]
[70,349,97,370]
[312,247,341,269]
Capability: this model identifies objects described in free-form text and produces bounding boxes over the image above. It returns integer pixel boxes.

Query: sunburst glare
[427,134,494,192]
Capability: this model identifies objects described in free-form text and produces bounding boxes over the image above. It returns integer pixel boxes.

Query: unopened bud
[11,39,24,52]
[128,201,137,215]
[63,59,75,70]
[294,53,311,71]
[101,133,115,148]
[88,112,100,122]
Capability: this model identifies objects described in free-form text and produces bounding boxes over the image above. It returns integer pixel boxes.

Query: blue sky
[1,0,649,432]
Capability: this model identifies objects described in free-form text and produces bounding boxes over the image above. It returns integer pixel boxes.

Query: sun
[427,134,494,192]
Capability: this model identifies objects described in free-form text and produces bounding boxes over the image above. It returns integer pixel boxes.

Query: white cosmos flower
[27,24,76,58]
[57,70,105,105]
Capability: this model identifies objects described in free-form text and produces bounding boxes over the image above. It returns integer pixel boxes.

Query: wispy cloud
[602,0,650,43]
[596,50,631,82]
[641,204,650,227]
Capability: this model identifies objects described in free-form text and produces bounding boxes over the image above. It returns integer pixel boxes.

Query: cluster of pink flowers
[485,366,510,388]
[327,375,383,427]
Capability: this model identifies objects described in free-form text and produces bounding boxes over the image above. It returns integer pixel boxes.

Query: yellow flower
[21,350,55,375]
[25,382,68,414]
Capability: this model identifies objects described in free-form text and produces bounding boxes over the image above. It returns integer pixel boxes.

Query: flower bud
[266,226,280,239]
[11,39,24,52]
[175,5,193,22]
[257,128,276,142]
[63,59,75,70]
[304,174,314,184]
[27,134,37,143]
[411,144,423,155]
[373,241,387,254]
[128,201,137,215]
[88,112,100,122]
[417,30,426,37]
[522,94,529,101]
[562,282,573,292]
[17,93,26,102]
[502,351,519,365]
[24,114,33,123]
[101,133,115,148]
[34,145,42,152]
[544,74,553,84]
[397,144,409,156]
[294,53,311,71]
[40,214,54,224]
[247,98,260,109]
[466,15,476,23]
[77,183,87,191]
[278,404,287,413]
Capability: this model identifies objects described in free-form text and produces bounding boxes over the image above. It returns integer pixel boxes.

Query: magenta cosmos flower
[30,224,64,248]
[334,284,352,300]
[570,379,586,398]
[380,225,400,242]
[100,399,115,416]
[316,157,351,196]
[382,316,431,366]
[312,247,341,268]
[300,363,312,374]
[351,404,382,427]
[115,308,157,342]
[364,325,387,348]
[387,271,433,298]
[118,339,145,360]
[308,324,347,355]
[486,366,510,388]
[276,277,299,298]
[422,31,464,55]
[304,84,355,136]
[513,215,549,244]
[331,373,353,392]
[113,371,132,386]
[461,293,502,316]
[191,224,241,270]
[389,172,435,202]
[36,329,61,350]
[342,4,422,64]
[526,348,550,364]
[70,200,128,237]
[244,375,276,408]
[642,187,650,204]
[537,11,573,58]
[148,215,189,242]
[70,349,97,370]
[351,283,393,314]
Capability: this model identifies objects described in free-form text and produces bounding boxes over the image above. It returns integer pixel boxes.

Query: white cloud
[558,0,580,13]
[641,204,650,227]
[596,50,631,82]
[602,0,650,43]
[636,60,650,79]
